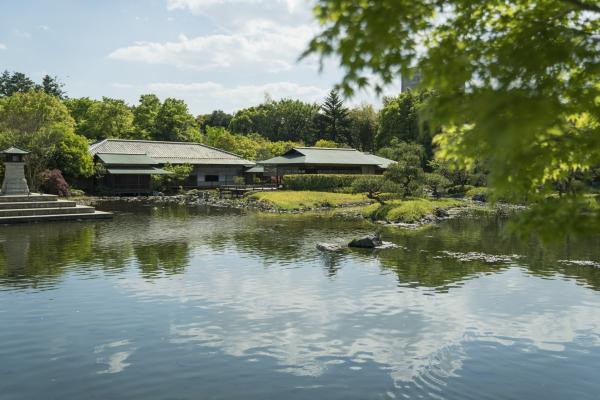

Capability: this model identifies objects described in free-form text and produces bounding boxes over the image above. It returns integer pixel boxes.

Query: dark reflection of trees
[0,223,129,289]
[0,207,196,288]
[1,204,599,292]
[133,242,190,277]
[205,214,373,267]
[375,213,600,291]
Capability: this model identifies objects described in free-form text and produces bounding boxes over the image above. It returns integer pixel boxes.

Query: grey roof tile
[89,139,254,166]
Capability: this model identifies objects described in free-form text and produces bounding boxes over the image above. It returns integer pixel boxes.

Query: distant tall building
[401,70,421,92]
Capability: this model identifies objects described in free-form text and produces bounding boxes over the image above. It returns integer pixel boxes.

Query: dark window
[205,175,219,182]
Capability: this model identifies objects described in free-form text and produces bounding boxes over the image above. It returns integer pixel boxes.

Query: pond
[1,203,600,400]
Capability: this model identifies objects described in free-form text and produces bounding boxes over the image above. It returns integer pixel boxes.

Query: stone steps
[0,205,96,217]
[0,194,58,203]
[0,193,112,224]
[0,200,76,209]
[0,211,113,224]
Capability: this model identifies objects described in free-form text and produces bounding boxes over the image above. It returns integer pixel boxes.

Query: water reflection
[1,205,600,292]
[0,204,599,399]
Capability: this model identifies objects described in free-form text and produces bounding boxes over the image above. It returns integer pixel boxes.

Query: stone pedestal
[1,162,30,195]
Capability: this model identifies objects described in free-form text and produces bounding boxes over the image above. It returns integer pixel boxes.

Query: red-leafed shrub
[38,169,70,196]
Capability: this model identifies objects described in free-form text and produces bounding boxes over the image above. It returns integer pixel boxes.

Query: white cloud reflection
[117,260,600,385]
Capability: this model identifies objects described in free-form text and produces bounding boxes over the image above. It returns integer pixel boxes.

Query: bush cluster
[38,169,70,196]
[282,174,384,192]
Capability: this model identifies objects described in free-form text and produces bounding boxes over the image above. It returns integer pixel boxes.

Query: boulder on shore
[348,233,382,249]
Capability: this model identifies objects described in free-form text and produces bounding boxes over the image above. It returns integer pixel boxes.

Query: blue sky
[0,0,400,114]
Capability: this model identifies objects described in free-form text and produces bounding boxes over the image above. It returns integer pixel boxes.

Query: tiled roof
[260,147,395,168]
[89,139,254,166]
[96,153,159,165]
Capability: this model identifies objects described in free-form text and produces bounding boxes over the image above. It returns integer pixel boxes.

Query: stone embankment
[77,191,277,211]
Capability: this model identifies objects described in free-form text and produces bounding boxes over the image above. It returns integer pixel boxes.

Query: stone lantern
[1,146,30,195]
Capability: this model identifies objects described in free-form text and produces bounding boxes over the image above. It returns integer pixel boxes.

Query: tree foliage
[133,94,161,140]
[321,89,351,145]
[305,0,600,238]
[65,97,134,140]
[379,140,427,198]
[377,90,434,156]
[154,98,200,142]
[0,91,93,188]
[203,126,297,160]
[0,71,66,99]
[229,98,320,143]
[348,104,377,151]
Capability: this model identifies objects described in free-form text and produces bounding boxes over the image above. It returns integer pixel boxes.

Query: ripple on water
[0,206,600,399]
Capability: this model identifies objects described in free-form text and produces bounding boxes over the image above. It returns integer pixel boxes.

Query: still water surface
[1,204,600,400]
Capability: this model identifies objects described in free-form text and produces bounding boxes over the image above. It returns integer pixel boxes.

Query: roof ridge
[89,138,251,162]
[296,147,356,151]
[96,152,147,155]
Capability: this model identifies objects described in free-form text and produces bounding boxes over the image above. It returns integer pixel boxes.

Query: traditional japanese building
[259,147,395,181]
[89,139,255,194]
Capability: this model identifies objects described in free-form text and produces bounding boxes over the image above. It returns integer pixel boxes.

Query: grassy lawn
[249,190,369,211]
[363,198,465,223]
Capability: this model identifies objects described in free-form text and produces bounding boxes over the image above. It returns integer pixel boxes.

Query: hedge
[282,174,383,192]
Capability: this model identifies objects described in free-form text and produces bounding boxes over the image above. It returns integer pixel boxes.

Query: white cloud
[0,43,6,50]
[166,0,307,14]
[37,25,50,31]
[147,81,327,112]
[109,19,315,72]
[13,29,31,39]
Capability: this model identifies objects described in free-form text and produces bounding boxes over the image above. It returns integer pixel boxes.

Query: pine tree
[41,75,66,99]
[320,89,351,145]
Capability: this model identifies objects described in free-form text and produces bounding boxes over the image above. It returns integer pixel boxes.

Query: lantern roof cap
[1,146,29,155]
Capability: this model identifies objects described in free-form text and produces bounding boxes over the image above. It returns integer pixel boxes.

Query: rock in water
[316,243,344,252]
[348,233,382,248]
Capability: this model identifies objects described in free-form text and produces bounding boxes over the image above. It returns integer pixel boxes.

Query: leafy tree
[0,91,93,188]
[204,126,297,161]
[152,163,193,192]
[320,90,351,145]
[0,71,37,97]
[305,0,600,238]
[154,98,200,142]
[377,90,434,156]
[348,104,377,151]
[378,139,426,168]
[229,99,319,143]
[199,110,233,132]
[133,94,161,140]
[379,140,426,198]
[424,173,451,198]
[314,139,342,148]
[351,175,387,204]
[0,71,67,99]
[41,75,66,99]
[65,97,134,140]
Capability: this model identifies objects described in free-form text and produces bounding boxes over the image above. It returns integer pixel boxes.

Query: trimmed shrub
[465,186,491,201]
[38,169,70,196]
[283,174,383,192]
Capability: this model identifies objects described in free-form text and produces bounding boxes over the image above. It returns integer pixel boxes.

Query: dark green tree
[200,110,233,132]
[320,90,351,145]
[41,75,66,99]
[0,71,37,97]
